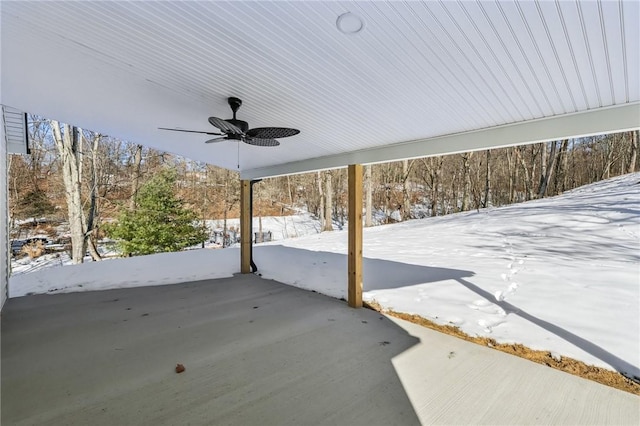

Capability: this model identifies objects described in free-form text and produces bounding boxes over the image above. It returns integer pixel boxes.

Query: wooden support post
[240,179,251,274]
[348,164,363,308]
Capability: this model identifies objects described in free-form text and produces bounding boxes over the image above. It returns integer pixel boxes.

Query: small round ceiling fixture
[336,12,364,35]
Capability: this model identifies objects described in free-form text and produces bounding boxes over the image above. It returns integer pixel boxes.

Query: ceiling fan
[159,97,300,147]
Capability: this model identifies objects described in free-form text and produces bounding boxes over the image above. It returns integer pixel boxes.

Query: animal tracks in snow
[495,236,524,303]
[478,318,506,333]
[468,236,526,333]
[468,299,506,316]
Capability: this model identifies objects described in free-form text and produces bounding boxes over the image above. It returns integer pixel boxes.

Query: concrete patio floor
[2,275,638,425]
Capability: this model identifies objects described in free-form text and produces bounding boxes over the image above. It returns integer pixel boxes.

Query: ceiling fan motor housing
[226,118,249,134]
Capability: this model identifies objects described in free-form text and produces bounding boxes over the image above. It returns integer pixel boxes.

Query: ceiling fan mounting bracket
[228,97,243,114]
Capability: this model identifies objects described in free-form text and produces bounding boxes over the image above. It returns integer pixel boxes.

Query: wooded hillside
[8,116,638,261]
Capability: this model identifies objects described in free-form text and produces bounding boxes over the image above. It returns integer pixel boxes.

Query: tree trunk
[86,133,102,261]
[484,150,492,208]
[130,144,143,210]
[601,136,614,180]
[506,148,516,203]
[364,165,373,227]
[317,171,324,230]
[537,142,547,196]
[223,209,228,247]
[432,158,443,216]
[628,130,638,173]
[553,139,569,194]
[515,147,533,200]
[461,153,472,211]
[400,160,412,221]
[51,121,87,264]
[323,171,333,231]
[537,141,558,198]
[222,170,232,247]
[287,175,294,206]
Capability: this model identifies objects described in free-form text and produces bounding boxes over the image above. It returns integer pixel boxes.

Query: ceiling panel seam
[619,1,628,103]
[495,1,555,114]
[554,1,590,109]
[535,0,578,112]
[410,2,501,125]
[426,2,512,122]
[454,1,529,120]
[597,0,616,104]
[473,1,537,119]
[382,2,488,128]
[349,2,485,128]
[576,1,603,107]
[345,2,478,128]
[515,1,568,114]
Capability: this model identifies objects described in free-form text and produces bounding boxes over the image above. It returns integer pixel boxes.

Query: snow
[205,213,322,241]
[9,173,640,380]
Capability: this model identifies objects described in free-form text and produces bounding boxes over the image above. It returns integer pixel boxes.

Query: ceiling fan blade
[247,127,300,139]
[246,127,300,139]
[205,136,228,144]
[244,137,280,147]
[158,127,222,136]
[208,116,242,134]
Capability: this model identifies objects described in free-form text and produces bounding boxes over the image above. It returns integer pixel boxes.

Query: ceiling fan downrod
[228,97,242,119]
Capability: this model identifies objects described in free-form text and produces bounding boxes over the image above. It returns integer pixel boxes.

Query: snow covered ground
[9,213,321,276]
[206,212,323,241]
[9,173,640,380]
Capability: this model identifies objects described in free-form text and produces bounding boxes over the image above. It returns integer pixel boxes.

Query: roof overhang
[243,102,640,179]
[2,1,639,178]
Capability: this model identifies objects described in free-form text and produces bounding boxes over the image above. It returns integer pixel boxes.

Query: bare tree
[515,146,534,200]
[364,165,373,227]
[537,141,558,198]
[400,160,413,220]
[51,122,87,263]
[628,131,638,173]
[431,157,444,216]
[600,135,615,180]
[85,132,103,261]
[323,171,333,231]
[316,171,324,230]
[553,139,570,194]
[506,148,518,203]
[130,144,143,210]
[286,175,294,206]
[483,150,492,207]
[460,153,473,211]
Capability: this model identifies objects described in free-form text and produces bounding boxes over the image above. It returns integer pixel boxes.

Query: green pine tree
[107,168,207,256]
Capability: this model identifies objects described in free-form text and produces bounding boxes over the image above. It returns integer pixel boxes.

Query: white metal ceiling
[2,1,638,178]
